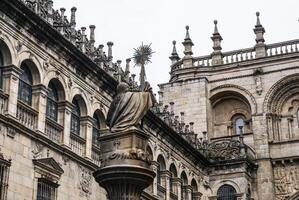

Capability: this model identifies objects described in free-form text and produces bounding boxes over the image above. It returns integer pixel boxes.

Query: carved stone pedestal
[93,128,155,200]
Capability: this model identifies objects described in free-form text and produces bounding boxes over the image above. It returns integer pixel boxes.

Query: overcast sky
[54,0,299,92]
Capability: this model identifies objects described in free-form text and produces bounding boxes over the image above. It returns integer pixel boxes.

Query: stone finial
[89,25,96,44]
[211,20,223,65]
[169,40,180,64]
[182,26,194,56]
[46,0,53,25]
[125,58,131,74]
[60,8,66,21]
[70,7,77,27]
[182,26,194,68]
[107,41,114,60]
[81,27,87,53]
[253,11,266,58]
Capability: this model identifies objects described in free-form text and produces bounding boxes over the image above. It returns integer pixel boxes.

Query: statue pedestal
[93,128,155,200]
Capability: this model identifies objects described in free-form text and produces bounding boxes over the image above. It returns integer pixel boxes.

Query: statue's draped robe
[106,91,154,132]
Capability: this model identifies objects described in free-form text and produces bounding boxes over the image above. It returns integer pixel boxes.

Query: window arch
[46,81,59,121]
[169,163,177,193]
[157,155,166,186]
[217,184,237,200]
[18,62,33,105]
[232,115,245,135]
[0,51,3,88]
[71,98,81,135]
[180,171,188,200]
[92,112,101,146]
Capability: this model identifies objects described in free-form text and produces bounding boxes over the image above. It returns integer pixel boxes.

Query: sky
[54,0,299,93]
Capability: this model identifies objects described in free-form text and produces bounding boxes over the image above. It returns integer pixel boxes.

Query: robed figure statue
[106,82,155,132]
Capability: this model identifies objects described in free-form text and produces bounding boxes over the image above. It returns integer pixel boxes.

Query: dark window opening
[71,99,80,135]
[36,178,58,200]
[46,82,58,121]
[217,184,237,200]
[18,62,33,105]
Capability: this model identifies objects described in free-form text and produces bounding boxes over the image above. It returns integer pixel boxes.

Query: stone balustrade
[70,133,86,156]
[45,117,63,144]
[171,39,299,71]
[91,145,101,166]
[16,100,38,130]
[0,91,8,115]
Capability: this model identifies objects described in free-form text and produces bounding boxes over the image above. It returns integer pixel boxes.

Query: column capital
[58,100,73,111]
[160,170,172,177]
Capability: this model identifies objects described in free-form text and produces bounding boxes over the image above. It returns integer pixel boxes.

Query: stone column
[192,191,203,200]
[93,129,155,200]
[161,170,171,200]
[184,185,193,200]
[58,101,73,147]
[80,116,94,159]
[2,65,22,119]
[172,177,182,200]
[151,161,159,197]
[32,84,48,134]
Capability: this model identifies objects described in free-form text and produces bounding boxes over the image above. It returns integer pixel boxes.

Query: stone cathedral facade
[0,0,298,200]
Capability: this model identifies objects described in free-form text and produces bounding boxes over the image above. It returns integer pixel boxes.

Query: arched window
[234,117,244,135]
[46,82,58,121]
[191,179,198,200]
[0,51,3,88]
[217,184,237,200]
[92,112,101,146]
[169,164,177,193]
[71,99,80,135]
[18,62,33,105]
[180,172,188,200]
[157,155,166,186]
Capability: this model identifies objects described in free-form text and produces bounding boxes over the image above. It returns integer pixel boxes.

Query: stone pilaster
[80,116,94,159]
[2,65,22,119]
[252,114,275,200]
[58,101,73,147]
[161,170,171,200]
[32,84,48,134]
[183,185,193,200]
[172,177,182,199]
[151,161,160,197]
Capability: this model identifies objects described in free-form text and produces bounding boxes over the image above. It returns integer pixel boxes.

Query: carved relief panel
[273,163,299,200]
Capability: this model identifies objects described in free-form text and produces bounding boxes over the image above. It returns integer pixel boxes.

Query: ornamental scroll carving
[78,166,93,197]
[274,164,299,200]
[100,149,152,167]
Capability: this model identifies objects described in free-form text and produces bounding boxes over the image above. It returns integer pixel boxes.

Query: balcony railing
[16,100,37,130]
[157,185,166,199]
[170,192,178,200]
[0,91,8,115]
[171,39,299,71]
[91,145,101,166]
[70,133,86,156]
[45,117,63,144]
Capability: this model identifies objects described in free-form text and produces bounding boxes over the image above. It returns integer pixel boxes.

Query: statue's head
[116,82,130,94]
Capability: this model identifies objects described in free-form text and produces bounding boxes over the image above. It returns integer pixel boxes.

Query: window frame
[0,51,3,89]
[0,156,11,200]
[92,113,101,146]
[217,184,237,200]
[18,63,33,106]
[46,82,59,122]
[232,115,245,135]
[70,99,81,135]
[36,178,58,200]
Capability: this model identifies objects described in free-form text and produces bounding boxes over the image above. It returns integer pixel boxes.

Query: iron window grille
[36,178,58,200]
[0,156,11,200]
[217,184,237,200]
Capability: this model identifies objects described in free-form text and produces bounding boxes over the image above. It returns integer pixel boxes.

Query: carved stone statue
[106,81,155,132]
